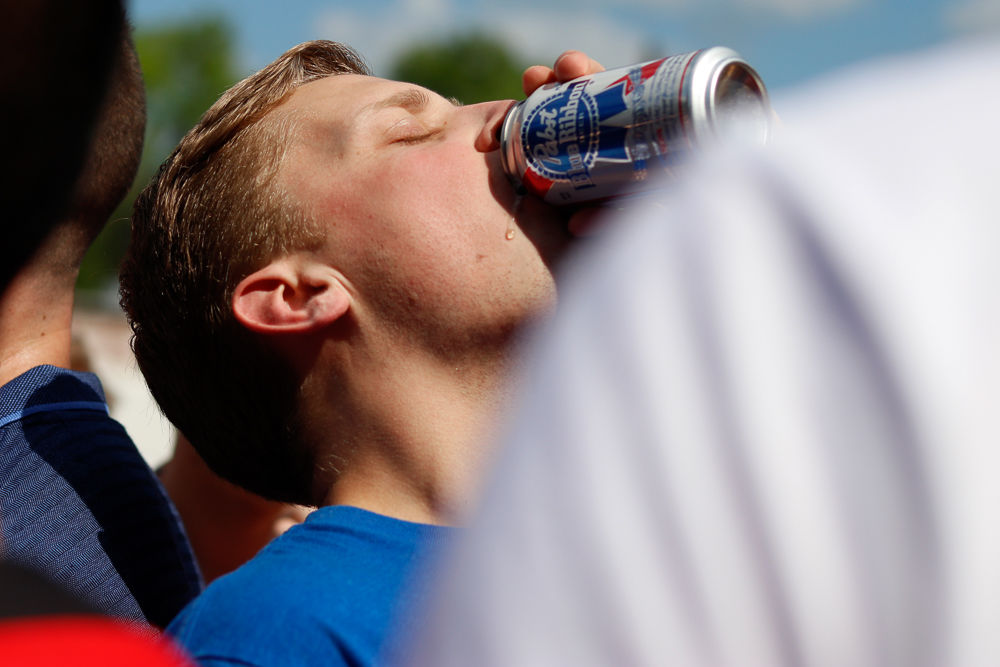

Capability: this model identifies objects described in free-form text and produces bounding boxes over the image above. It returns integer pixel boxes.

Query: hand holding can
[502,47,772,205]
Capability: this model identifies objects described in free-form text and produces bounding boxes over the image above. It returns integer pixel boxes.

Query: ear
[232,257,350,335]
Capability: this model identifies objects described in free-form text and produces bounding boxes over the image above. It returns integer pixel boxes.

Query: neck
[0,264,77,385]
[308,339,515,527]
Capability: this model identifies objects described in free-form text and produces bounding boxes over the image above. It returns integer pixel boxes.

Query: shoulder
[0,365,123,461]
[167,507,450,666]
[167,549,344,667]
[1,365,108,430]
[0,365,201,626]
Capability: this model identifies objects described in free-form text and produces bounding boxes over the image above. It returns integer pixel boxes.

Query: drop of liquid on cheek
[505,193,524,241]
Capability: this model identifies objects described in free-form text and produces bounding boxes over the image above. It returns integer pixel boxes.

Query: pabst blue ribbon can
[500,46,771,204]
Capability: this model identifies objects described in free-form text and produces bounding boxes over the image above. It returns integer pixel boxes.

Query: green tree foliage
[388,33,528,105]
[77,15,241,293]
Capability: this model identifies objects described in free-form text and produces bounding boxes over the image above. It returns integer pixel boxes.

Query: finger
[553,50,605,81]
[522,64,557,96]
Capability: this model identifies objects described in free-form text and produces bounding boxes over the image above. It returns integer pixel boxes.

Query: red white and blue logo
[520,59,668,198]
[521,79,599,193]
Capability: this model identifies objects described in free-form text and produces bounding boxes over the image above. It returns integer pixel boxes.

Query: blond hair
[120,41,369,504]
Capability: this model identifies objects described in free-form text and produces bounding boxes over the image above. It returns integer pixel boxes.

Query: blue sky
[129,0,1000,95]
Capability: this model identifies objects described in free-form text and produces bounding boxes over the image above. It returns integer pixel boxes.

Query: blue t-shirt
[168,505,450,666]
[0,365,202,627]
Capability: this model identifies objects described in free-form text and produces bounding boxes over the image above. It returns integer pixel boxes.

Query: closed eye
[395,134,432,144]
[385,116,443,144]
[374,88,453,145]
[394,128,443,144]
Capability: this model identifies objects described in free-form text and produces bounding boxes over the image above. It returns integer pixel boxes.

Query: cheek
[306,145,516,288]
[371,153,504,241]
[387,146,494,205]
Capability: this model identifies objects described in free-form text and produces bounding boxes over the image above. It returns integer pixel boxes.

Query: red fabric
[0,616,195,666]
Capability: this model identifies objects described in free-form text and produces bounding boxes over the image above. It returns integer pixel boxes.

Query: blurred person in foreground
[0,19,202,628]
[0,0,124,290]
[0,565,194,667]
[403,36,1000,666]
[119,39,604,665]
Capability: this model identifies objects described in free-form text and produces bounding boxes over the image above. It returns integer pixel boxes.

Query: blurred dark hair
[0,0,125,289]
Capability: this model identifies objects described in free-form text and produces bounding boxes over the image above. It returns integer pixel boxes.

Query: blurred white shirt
[404,38,1000,667]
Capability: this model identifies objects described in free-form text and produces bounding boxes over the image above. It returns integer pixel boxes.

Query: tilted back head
[120,41,370,505]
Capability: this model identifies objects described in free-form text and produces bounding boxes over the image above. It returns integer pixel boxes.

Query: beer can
[500,46,772,205]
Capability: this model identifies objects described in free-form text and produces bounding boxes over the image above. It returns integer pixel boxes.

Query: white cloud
[315,5,449,74]
[314,2,656,77]
[475,8,651,68]
[540,0,687,7]
[401,0,451,13]
[946,0,1000,35]
[733,0,863,20]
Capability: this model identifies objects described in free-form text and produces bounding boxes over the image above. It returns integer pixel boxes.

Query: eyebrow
[371,88,431,113]
[368,88,463,114]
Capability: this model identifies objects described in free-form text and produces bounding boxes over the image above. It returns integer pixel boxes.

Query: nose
[472,99,517,153]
